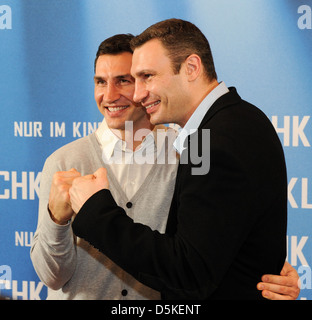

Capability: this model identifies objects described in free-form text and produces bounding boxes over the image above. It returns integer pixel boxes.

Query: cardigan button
[121,289,128,296]
[126,202,132,208]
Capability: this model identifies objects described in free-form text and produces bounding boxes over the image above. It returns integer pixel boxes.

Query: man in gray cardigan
[31,34,299,300]
[31,34,179,300]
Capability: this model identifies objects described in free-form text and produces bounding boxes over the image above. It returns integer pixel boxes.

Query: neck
[111,123,155,151]
[180,79,219,128]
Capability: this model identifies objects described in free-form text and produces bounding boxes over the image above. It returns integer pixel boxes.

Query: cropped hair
[130,19,217,80]
[94,33,134,71]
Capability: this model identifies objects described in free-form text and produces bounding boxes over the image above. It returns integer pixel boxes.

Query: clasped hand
[48,167,109,225]
[69,167,109,213]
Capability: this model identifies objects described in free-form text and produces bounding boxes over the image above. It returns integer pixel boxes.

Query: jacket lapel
[198,87,242,130]
[171,87,242,203]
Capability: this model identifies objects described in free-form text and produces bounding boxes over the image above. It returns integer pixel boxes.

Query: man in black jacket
[70,19,290,299]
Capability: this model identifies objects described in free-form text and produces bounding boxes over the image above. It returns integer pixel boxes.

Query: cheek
[168,79,187,104]
[130,105,146,119]
[155,76,179,102]
[94,88,104,105]
[122,87,135,102]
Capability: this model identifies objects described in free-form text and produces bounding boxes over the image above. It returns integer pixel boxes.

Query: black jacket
[72,87,287,300]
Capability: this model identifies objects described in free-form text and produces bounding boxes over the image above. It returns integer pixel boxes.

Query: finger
[257,282,299,299]
[93,167,109,189]
[258,282,285,294]
[280,261,294,276]
[68,168,81,178]
[83,174,96,180]
[71,174,95,187]
[261,274,297,287]
[54,176,81,187]
[54,170,81,183]
[60,169,81,177]
[261,289,293,301]
[93,167,107,179]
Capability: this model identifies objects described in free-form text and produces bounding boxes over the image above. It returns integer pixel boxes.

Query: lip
[144,100,160,114]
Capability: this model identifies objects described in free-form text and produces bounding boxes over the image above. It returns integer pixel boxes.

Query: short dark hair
[130,19,217,81]
[94,33,134,72]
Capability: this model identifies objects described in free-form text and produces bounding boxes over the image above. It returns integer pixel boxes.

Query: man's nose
[105,83,120,103]
[133,81,148,105]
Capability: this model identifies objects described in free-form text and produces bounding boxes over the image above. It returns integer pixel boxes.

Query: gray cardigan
[30,131,178,300]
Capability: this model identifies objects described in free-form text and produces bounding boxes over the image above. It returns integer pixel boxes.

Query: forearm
[30,157,77,290]
[30,207,76,290]
[72,189,217,299]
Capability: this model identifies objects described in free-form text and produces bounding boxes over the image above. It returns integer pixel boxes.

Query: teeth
[107,106,129,112]
[146,101,160,109]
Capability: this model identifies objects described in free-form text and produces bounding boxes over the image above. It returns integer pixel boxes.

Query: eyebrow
[134,70,155,77]
[94,74,133,81]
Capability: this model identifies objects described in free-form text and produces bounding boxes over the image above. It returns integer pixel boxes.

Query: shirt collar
[95,118,121,160]
[95,118,171,160]
[173,81,229,154]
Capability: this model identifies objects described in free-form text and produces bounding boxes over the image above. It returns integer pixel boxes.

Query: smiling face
[94,52,151,133]
[131,39,192,127]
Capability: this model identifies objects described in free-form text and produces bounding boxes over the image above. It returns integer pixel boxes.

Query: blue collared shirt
[173,82,229,154]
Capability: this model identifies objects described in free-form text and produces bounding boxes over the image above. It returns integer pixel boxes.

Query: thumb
[69,168,81,176]
[93,167,107,179]
[93,167,109,189]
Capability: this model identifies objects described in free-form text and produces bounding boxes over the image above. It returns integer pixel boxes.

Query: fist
[49,168,81,225]
[69,168,109,213]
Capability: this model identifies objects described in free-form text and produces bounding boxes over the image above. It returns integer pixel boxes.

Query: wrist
[48,205,69,225]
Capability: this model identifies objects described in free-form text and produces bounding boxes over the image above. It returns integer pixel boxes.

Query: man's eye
[142,74,154,82]
[119,79,131,84]
[96,80,106,86]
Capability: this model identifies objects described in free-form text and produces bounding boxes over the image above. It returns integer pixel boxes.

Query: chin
[150,114,167,126]
[149,117,161,126]
[105,119,125,130]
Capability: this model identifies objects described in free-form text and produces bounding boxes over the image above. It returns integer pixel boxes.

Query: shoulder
[49,135,94,159]
[44,134,99,172]
[207,87,273,134]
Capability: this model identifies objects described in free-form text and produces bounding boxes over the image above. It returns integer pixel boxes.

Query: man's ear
[184,54,202,81]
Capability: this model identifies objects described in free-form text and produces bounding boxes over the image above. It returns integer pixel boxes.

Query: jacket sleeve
[30,156,77,290]
[72,138,256,299]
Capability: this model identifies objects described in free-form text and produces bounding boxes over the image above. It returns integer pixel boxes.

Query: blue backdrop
[0,0,311,300]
